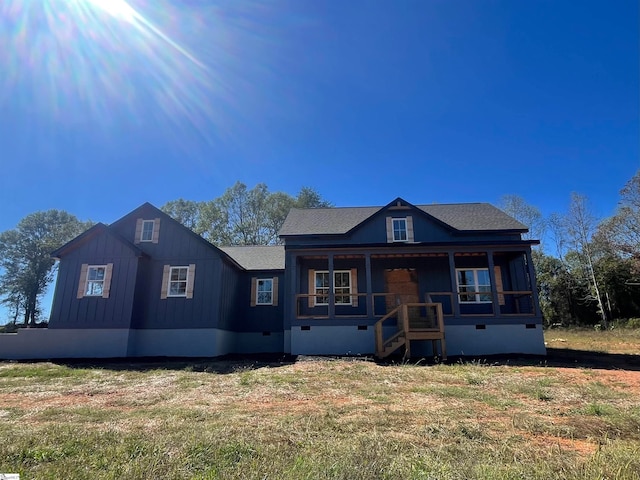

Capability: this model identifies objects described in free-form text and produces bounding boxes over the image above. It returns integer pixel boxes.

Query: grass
[0,331,638,479]
[545,327,640,355]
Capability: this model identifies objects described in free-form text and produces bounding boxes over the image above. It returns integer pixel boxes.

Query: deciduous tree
[0,211,90,325]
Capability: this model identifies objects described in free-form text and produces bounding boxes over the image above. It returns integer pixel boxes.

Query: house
[0,199,546,359]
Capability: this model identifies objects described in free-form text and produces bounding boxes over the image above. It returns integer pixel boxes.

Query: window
[169,266,188,297]
[135,218,160,244]
[456,268,492,303]
[141,220,154,242]
[386,216,414,242]
[314,270,352,306]
[257,279,273,304]
[85,266,106,296]
[77,263,113,299]
[161,264,195,299]
[392,218,407,241]
[251,277,279,306]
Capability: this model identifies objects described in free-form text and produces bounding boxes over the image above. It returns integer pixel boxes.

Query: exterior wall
[0,329,130,359]
[133,255,223,329]
[443,323,546,356]
[0,328,284,359]
[110,207,232,330]
[232,270,285,333]
[291,325,375,355]
[127,328,235,357]
[49,233,139,329]
[235,331,284,353]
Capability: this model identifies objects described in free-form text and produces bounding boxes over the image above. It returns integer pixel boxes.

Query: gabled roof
[52,223,144,259]
[109,202,248,270]
[279,200,527,236]
[219,246,285,271]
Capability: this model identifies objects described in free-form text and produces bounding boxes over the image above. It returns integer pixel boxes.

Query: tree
[563,193,608,327]
[598,170,640,274]
[0,211,90,326]
[498,195,546,244]
[160,199,204,234]
[162,182,332,246]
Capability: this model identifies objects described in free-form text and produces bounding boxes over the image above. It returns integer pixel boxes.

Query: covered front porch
[285,245,543,357]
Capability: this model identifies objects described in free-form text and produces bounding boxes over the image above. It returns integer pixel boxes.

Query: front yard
[0,329,638,479]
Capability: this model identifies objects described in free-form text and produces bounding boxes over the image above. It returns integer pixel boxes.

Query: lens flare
[0,0,280,152]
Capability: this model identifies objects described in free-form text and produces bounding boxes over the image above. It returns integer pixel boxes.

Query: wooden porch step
[379,335,406,358]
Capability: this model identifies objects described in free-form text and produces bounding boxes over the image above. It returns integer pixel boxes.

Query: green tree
[0,211,90,326]
[162,182,331,246]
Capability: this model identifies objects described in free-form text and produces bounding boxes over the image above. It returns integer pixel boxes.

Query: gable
[52,223,143,259]
[108,203,243,268]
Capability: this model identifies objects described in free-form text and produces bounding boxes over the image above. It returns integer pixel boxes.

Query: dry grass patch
[1,336,639,479]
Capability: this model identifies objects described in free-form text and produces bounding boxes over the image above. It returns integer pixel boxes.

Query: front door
[384,269,419,311]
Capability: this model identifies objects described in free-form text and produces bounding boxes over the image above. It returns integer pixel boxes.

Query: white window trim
[85,265,107,297]
[256,278,273,305]
[456,268,492,304]
[141,220,155,242]
[314,270,352,306]
[168,266,189,298]
[392,218,408,242]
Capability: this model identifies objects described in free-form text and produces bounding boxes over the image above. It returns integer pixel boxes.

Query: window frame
[456,268,492,304]
[314,270,352,306]
[140,220,155,242]
[392,218,408,242]
[85,265,107,297]
[167,266,189,298]
[256,278,274,305]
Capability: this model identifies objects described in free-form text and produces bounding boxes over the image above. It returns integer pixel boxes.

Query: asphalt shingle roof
[220,245,285,270]
[279,203,527,236]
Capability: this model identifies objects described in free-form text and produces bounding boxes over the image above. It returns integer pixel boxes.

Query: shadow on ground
[432,348,640,371]
[7,348,638,373]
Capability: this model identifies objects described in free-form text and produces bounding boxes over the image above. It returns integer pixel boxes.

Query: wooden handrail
[374,302,446,359]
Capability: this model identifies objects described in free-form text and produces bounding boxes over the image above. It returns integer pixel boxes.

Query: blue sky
[0,0,638,320]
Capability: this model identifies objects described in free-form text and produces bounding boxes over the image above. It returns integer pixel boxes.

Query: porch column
[447,252,460,317]
[525,249,541,317]
[328,254,335,318]
[486,250,501,317]
[293,254,300,320]
[365,253,373,318]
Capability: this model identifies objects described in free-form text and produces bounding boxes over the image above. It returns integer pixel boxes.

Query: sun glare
[83,0,137,23]
[0,0,279,153]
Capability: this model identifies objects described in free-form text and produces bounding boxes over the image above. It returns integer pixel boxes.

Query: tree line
[500,170,640,327]
[1,174,638,327]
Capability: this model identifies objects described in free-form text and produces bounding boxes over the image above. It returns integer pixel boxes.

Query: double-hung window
[141,220,154,242]
[250,277,279,306]
[77,263,113,299]
[386,216,414,242]
[161,264,195,299]
[85,266,106,296]
[135,218,160,244]
[392,218,407,241]
[169,266,189,297]
[257,279,273,305]
[456,268,491,303]
[314,270,352,306]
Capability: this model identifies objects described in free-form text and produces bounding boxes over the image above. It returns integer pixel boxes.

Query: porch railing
[426,291,536,316]
[295,290,535,319]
